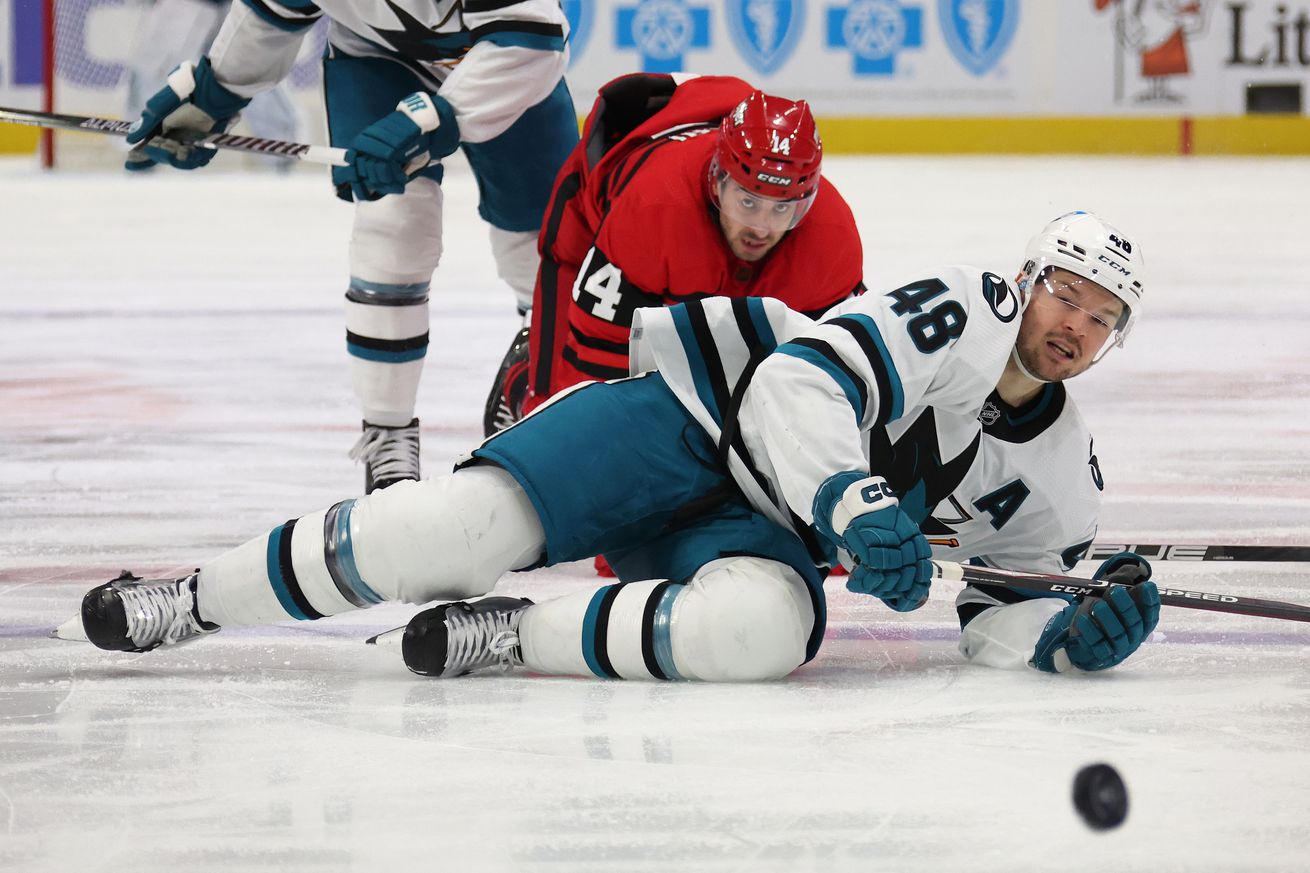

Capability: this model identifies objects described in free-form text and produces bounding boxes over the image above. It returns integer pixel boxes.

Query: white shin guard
[196,466,545,627]
[519,557,814,682]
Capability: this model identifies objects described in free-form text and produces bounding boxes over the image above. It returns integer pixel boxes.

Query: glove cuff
[188,57,252,120]
[1030,607,1077,673]
[397,92,461,160]
[164,62,197,100]
[832,476,899,540]
[811,471,867,548]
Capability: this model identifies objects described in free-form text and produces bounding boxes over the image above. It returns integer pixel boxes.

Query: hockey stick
[0,105,348,167]
[932,560,1310,623]
[927,536,1310,563]
[1086,542,1310,563]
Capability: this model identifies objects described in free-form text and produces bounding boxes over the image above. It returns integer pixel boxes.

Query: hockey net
[43,0,327,169]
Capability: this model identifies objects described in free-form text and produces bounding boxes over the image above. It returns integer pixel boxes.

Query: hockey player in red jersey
[483,73,865,435]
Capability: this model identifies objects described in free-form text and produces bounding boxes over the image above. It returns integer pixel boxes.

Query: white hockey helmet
[1017,211,1145,360]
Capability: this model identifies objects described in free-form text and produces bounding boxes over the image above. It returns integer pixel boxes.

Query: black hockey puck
[1072,763,1129,830]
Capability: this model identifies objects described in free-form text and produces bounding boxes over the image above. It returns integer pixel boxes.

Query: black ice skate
[400,597,533,677]
[81,571,220,652]
[482,326,531,437]
[350,418,421,493]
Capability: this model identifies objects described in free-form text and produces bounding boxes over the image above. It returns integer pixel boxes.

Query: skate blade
[52,613,89,642]
[365,625,406,647]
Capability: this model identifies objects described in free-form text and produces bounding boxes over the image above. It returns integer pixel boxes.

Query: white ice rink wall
[2,0,1310,156]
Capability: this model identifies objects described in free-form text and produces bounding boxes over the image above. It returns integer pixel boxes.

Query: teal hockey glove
[124,58,250,171]
[1031,552,1160,673]
[813,472,932,610]
[341,92,460,201]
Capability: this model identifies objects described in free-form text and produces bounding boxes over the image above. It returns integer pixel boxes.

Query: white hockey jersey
[630,265,1023,561]
[926,383,1101,574]
[630,267,1106,671]
[208,0,569,143]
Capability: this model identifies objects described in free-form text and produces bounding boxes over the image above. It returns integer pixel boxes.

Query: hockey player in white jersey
[123,0,579,492]
[73,213,1160,682]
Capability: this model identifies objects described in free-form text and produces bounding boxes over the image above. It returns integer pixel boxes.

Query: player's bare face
[719,210,786,261]
[1016,268,1124,381]
[716,180,797,261]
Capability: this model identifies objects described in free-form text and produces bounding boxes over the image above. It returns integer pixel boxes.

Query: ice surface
[1,152,1308,872]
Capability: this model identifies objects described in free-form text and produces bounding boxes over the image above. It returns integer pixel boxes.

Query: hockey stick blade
[1087,542,1310,563]
[932,560,1310,623]
[0,105,348,167]
[365,625,406,647]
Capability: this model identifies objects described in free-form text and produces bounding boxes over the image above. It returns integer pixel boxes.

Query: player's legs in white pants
[194,466,540,626]
[191,466,812,682]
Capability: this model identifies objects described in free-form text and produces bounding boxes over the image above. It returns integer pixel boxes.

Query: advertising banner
[1,1,1307,155]
[561,0,1309,116]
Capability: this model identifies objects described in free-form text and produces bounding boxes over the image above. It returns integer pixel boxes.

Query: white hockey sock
[345,288,429,426]
[346,176,443,425]
[196,506,363,627]
[518,558,813,682]
[489,227,539,314]
[519,579,686,680]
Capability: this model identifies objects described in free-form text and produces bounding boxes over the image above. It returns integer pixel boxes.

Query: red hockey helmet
[708,91,822,231]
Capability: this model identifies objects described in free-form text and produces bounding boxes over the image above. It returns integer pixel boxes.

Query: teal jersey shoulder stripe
[669,305,724,428]
[776,342,865,424]
[745,297,778,350]
[479,31,566,52]
[834,312,905,423]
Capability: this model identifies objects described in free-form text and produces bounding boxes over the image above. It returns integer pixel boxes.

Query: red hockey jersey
[527,74,865,406]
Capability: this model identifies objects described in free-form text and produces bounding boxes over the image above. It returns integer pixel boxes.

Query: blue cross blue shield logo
[936,0,1017,76]
[561,1,595,67]
[616,0,712,74]
[726,1,805,76]
[826,0,923,76]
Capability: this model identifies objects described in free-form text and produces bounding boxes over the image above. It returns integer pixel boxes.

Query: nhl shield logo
[937,0,1017,76]
[727,0,805,76]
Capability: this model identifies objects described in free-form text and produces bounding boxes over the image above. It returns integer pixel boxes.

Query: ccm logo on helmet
[1098,255,1132,276]
[756,172,793,185]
